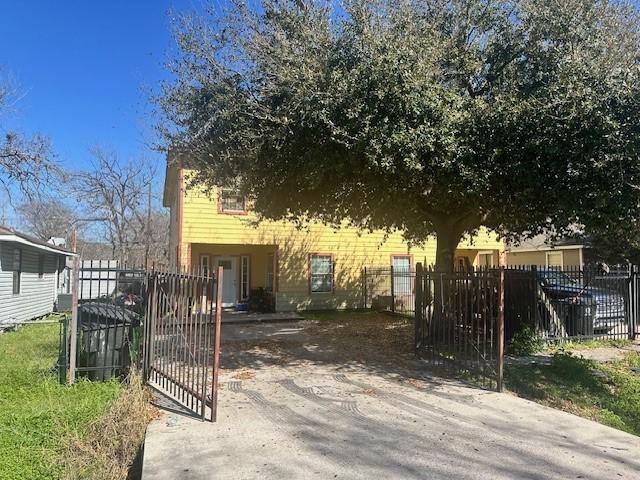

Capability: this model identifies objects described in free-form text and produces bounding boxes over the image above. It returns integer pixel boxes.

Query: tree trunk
[431,222,466,345]
[433,224,464,272]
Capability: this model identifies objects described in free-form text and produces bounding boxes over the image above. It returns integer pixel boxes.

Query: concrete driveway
[142,313,640,479]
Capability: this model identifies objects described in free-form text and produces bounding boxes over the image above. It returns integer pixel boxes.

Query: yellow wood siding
[171,169,503,310]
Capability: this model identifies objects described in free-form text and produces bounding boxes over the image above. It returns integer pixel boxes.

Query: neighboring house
[0,226,75,324]
[505,235,585,269]
[163,155,503,311]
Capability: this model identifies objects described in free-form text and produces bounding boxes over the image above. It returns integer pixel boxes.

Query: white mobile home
[0,226,75,325]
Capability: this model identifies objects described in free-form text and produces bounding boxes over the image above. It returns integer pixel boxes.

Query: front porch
[190,243,277,309]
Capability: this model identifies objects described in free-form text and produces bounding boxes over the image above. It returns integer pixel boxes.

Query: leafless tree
[72,147,168,265]
[0,73,58,200]
[17,198,78,243]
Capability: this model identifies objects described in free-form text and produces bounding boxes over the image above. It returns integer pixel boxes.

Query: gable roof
[0,226,76,256]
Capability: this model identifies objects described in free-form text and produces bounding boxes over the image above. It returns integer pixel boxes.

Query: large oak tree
[159,0,640,270]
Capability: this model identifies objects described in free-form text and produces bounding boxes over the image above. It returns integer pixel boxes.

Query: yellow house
[163,155,503,311]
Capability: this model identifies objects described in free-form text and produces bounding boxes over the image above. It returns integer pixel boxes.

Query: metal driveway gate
[414,265,504,391]
[143,266,223,421]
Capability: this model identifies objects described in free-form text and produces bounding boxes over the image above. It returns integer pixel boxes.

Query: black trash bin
[561,299,595,337]
[77,302,140,381]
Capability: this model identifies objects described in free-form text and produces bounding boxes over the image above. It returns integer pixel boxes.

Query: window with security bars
[219,188,246,213]
[310,254,333,293]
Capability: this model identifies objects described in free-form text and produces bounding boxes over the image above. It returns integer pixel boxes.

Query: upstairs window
[219,188,246,214]
[310,254,333,293]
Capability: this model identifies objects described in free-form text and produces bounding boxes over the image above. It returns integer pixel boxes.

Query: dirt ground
[219,311,420,378]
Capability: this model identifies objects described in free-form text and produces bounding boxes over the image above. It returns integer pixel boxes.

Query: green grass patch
[506,352,640,436]
[0,323,122,480]
[546,338,632,352]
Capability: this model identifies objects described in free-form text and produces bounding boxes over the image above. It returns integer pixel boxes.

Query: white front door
[216,256,238,307]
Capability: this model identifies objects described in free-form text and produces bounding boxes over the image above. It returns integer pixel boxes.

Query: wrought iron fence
[362,263,640,391]
[59,262,146,382]
[60,261,224,421]
[143,267,223,422]
[363,266,416,316]
[415,266,503,390]
[505,265,639,342]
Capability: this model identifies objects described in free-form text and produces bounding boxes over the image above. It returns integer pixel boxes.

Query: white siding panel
[0,242,63,324]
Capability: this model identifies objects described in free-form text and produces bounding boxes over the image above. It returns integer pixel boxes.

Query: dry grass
[232,369,256,380]
[62,371,157,480]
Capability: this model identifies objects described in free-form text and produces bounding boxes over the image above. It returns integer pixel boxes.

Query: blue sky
[0,0,217,180]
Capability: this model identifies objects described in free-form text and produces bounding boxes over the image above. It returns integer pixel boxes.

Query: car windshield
[538,269,576,286]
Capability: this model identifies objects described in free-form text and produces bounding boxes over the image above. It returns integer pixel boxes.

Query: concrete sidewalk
[142,366,640,479]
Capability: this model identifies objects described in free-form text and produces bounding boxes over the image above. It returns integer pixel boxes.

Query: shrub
[247,287,275,312]
[508,326,545,356]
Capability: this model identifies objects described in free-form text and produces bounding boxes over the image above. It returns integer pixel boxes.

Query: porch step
[221,311,303,324]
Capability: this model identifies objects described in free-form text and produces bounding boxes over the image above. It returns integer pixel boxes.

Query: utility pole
[144,181,151,269]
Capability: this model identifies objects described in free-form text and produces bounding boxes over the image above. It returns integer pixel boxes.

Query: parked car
[537,269,626,334]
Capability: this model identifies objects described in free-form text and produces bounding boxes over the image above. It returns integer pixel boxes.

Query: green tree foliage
[159,0,640,270]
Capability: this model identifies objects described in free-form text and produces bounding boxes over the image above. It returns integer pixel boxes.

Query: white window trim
[545,251,564,268]
[200,254,211,276]
[309,254,334,294]
[218,188,247,214]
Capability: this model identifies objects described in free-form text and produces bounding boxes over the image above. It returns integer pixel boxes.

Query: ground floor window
[546,251,563,269]
[310,254,333,293]
[477,251,494,268]
[200,254,210,276]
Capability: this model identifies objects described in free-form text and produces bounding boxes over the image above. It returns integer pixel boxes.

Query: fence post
[630,264,637,341]
[363,267,368,309]
[530,265,538,332]
[210,265,223,422]
[142,271,155,380]
[390,265,395,313]
[68,249,80,384]
[415,262,424,351]
[496,266,505,393]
